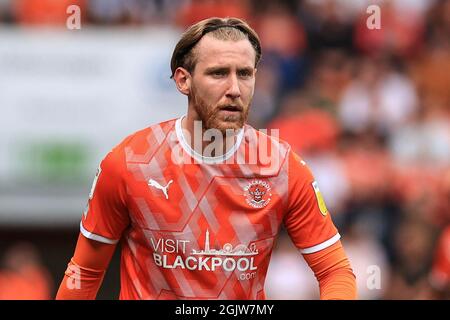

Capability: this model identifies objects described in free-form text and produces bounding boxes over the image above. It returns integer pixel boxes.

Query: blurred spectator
[268,95,340,155]
[13,0,85,26]
[266,89,350,220]
[265,232,318,299]
[424,0,450,47]
[409,44,450,112]
[353,1,426,58]
[335,130,403,263]
[254,1,308,94]
[0,0,14,23]
[338,56,418,136]
[343,218,390,300]
[389,102,450,168]
[393,167,449,233]
[384,216,436,299]
[392,0,436,17]
[248,60,280,128]
[429,225,450,299]
[0,243,53,299]
[339,130,392,204]
[87,0,135,25]
[87,0,181,25]
[298,0,354,51]
[435,169,450,226]
[305,49,352,113]
[175,0,251,28]
[255,2,306,59]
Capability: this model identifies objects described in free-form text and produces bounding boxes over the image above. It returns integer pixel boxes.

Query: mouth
[219,105,243,112]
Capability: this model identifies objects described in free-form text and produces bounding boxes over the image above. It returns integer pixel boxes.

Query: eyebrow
[204,66,254,74]
[204,66,228,74]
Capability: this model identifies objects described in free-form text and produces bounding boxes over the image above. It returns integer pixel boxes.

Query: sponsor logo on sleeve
[312,181,328,216]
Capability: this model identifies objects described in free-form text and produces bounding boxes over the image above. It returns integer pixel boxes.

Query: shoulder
[120,118,177,151]
[243,124,292,158]
[102,118,178,172]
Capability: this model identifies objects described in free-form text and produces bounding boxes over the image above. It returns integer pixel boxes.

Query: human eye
[208,68,227,78]
[238,69,253,78]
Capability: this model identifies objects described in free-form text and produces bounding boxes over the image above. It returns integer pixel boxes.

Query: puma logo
[147,179,173,199]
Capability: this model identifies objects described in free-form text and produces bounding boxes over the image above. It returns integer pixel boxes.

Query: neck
[182,111,240,158]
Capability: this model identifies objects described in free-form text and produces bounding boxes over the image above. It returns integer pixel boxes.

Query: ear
[173,67,191,96]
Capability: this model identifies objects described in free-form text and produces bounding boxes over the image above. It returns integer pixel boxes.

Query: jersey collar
[175,116,244,164]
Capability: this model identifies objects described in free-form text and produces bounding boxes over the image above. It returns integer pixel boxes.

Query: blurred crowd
[0,243,53,299]
[0,0,449,299]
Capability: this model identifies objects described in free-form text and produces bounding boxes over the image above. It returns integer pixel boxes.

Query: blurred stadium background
[0,0,449,300]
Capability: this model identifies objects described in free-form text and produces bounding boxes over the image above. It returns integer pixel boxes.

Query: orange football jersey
[80,117,339,299]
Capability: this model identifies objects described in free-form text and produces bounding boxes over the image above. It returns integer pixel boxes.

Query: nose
[225,74,241,99]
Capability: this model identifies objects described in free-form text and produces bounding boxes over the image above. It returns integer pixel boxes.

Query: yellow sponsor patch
[312,181,328,216]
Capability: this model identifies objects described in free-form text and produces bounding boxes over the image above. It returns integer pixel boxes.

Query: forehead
[194,35,256,68]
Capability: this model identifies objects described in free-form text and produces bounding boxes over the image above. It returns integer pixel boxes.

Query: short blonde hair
[170,17,262,78]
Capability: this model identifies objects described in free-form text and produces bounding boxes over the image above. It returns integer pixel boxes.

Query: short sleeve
[284,151,340,254]
[80,148,130,244]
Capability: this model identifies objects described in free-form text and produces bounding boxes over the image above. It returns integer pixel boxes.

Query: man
[56,17,356,300]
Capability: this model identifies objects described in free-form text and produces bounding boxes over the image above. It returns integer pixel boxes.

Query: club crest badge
[244,180,272,208]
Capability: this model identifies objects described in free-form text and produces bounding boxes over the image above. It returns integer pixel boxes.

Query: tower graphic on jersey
[191,229,258,256]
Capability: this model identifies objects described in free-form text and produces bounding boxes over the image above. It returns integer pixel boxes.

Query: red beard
[190,83,250,134]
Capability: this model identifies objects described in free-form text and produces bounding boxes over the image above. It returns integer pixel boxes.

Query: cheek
[195,79,224,102]
[242,81,255,100]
